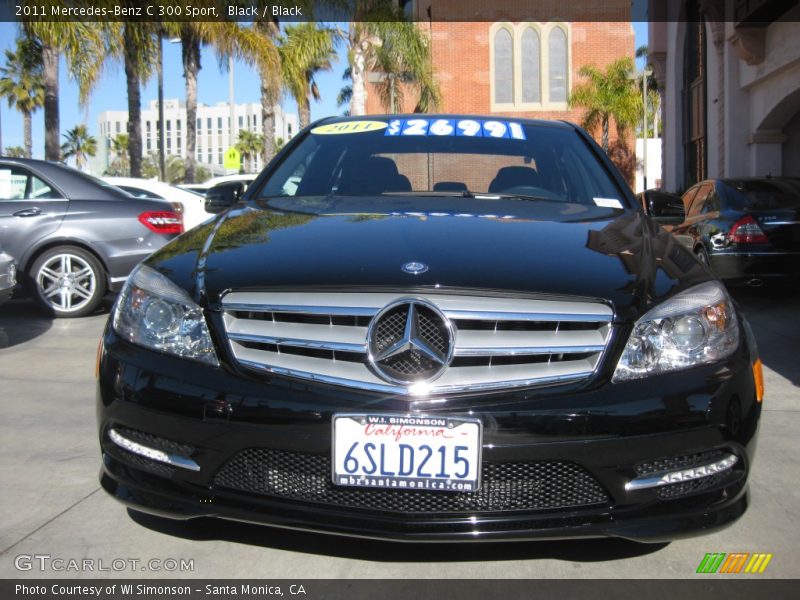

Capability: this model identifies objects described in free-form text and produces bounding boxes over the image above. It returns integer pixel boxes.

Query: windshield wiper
[479,192,562,202]
[381,190,477,198]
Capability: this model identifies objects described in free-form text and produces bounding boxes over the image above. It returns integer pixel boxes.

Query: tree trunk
[260,76,277,165]
[157,33,165,181]
[23,111,32,158]
[602,117,609,152]
[181,30,200,183]
[299,98,311,130]
[42,43,60,161]
[350,34,367,116]
[124,27,143,178]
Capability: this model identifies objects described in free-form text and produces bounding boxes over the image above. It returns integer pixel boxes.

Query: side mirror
[205,181,245,214]
[645,191,685,225]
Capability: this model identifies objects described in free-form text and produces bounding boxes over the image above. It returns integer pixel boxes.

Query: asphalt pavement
[0,285,797,580]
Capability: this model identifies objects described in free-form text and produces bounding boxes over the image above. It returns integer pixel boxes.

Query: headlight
[112,265,219,365]
[612,281,739,382]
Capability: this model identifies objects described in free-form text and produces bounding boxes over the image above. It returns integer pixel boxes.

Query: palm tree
[253,17,281,168]
[371,20,440,113]
[568,57,642,152]
[279,23,339,129]
[120,18,158,178]
[61,125,97,171]
[635,45,661,138]
[235,130,264,173]
[348,2,439,115]
[3,146,26,158]
[0,38,44,158]
[142,152,186,184]
[21,21,107,161]
[107,133,130,176]
[337,67,352,116]
[170,22,279,183]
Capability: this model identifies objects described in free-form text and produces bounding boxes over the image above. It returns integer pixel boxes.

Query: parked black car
[98,116,761,543]
[0,158,183,317]
[667,178,800,285]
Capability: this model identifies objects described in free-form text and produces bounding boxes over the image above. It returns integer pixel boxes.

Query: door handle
[12,207,41,217]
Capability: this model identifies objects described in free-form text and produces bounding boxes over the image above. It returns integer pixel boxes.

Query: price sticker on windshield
[311,121,388,135]
[385,118,525,140]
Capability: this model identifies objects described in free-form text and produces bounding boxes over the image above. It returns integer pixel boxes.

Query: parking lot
[0,284,798,580]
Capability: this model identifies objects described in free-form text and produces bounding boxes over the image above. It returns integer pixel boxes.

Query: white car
[177,174,257,196]
[104,177,212,230]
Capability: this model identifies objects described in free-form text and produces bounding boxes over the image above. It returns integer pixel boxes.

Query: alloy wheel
[35,253,97,313]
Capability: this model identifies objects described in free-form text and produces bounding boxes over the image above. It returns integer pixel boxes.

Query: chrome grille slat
[453,345,605,357]
[454,328,607,354]
[223,314,369,349]
[229,332,366,354]
[443,310,611,322]
[222,292,613,395]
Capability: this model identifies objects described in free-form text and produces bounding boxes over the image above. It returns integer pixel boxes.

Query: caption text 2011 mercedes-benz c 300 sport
[96,116,762,542]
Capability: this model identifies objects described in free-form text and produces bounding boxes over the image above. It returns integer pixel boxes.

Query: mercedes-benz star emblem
[401,262,428,275]
[367,299,454,385]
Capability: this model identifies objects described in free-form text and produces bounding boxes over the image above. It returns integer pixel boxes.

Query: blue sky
[0,21,648,159]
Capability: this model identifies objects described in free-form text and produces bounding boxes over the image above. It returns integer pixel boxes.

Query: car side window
[687,184,711,218]
[681,186,699,213]
[28,174,58,199]
[701,190,720,214]
[0,166,29,200]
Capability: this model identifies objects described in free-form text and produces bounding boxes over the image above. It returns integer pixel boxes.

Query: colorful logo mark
[696,553,773,574]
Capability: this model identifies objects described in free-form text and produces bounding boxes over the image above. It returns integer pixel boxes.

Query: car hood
[147,197,711,322]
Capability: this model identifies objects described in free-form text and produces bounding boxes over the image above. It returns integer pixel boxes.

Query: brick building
[364,1,635,131]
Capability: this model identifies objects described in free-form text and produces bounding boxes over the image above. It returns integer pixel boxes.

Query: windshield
[256,118,627,208]
[724,179,800,210]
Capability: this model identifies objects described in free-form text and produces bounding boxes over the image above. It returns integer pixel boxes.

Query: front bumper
[97,324,760,543]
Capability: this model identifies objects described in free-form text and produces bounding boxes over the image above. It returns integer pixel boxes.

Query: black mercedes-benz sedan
[670,177,800,286]
[97,116,762,543]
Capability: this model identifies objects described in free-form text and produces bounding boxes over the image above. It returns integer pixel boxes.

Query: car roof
[0,157,130,200]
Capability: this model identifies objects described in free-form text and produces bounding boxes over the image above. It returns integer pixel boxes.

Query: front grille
[213,448,610,513]
[221,291,613,395]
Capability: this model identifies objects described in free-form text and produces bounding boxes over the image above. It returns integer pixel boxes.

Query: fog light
[625,453,738,491]
[108,428,200,472]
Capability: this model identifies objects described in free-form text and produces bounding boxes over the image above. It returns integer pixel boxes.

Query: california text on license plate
[332,414,482,492]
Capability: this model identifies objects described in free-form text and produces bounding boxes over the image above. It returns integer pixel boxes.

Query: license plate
[332,414,482,492]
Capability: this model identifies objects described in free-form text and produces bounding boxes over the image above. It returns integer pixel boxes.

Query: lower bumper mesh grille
[213,448,610,513]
